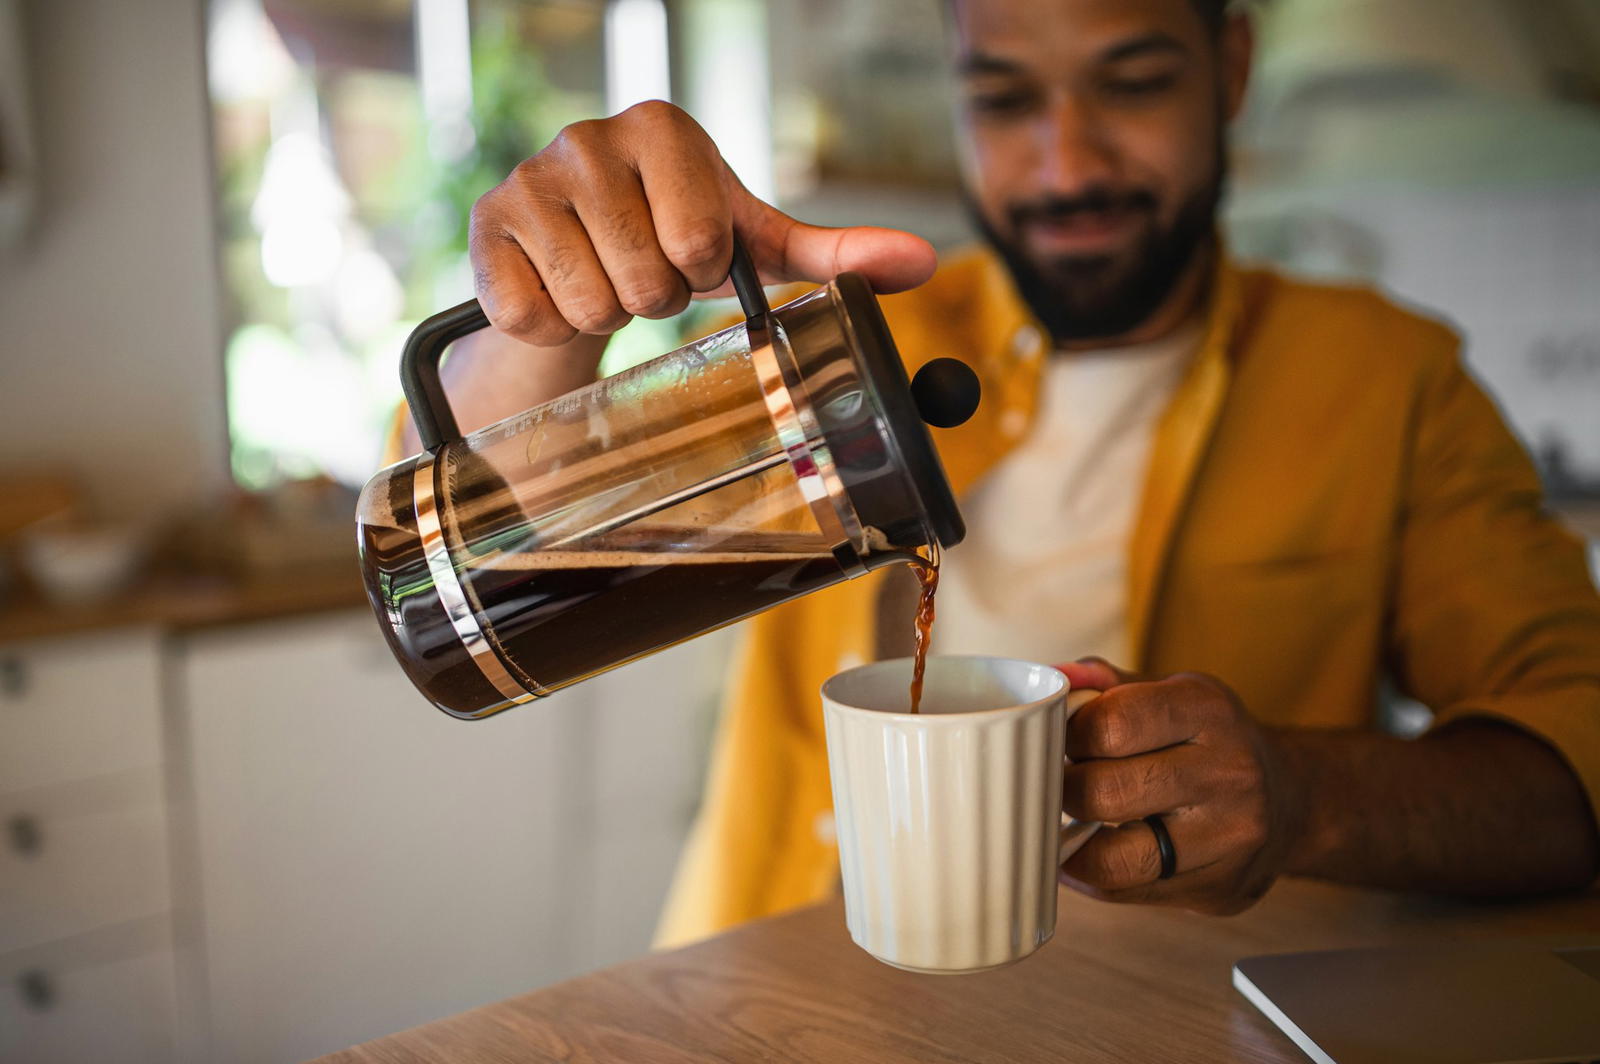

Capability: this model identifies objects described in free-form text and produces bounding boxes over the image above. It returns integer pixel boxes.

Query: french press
[356,240,979,719]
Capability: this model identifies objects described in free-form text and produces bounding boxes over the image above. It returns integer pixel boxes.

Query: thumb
[735,194,937,294]
[1056,657,1136,695]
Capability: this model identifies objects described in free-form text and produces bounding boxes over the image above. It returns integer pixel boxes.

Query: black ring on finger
[1144,813,1177,880]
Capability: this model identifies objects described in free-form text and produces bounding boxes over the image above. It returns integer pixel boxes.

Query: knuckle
[1178,670,1232,704]
[1223,754,1266,797]
[508,154,552,192]
[1162,672,1208,702]
[528,318,578,347]
[1087,708,1129,755]
[1238,800,1270,852]
[554,118,602,151]
[564,298,628,334]
[543,124,609,181]
[1079,765,1130,821]
[469,188,504,231]
[1076,702,1129,757]
[1138,755,1173,794]
[615,276,683,316]
[1081,838,1145,890]
[486,296,541,336]
[625,98,680,125]
[661,219,729,273]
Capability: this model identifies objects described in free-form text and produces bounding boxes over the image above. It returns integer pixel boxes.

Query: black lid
[831,272,968,549]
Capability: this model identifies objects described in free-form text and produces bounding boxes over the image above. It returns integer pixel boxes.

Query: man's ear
[1220,10,1254,120]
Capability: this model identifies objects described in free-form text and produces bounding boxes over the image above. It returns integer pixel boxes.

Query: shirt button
[1012,325,1042,360]
[1001,409,1028,437]
[813,811,837,845]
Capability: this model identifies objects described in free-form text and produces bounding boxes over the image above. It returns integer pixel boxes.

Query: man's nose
[1033,92,1119,192]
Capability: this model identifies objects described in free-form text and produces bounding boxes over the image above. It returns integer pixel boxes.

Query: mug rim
[820,654,1068,723]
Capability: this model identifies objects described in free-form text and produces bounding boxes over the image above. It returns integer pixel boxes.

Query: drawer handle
[18,968,54,1012]
[0,657,24,697]
[7,814,42,856]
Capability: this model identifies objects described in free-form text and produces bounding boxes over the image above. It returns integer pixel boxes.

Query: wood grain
[310,878,1600,1063]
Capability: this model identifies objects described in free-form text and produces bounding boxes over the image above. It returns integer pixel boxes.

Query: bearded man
[411,0,1600,944]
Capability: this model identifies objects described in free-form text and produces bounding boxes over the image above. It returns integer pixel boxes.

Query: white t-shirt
[930,320,1202,667]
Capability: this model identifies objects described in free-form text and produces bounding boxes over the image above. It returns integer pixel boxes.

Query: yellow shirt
[652,246,1600,947]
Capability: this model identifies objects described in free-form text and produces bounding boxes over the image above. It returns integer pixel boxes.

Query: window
[207,0,693,489]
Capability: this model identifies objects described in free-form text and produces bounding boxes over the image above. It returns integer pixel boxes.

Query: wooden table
[315,879,1600,1063]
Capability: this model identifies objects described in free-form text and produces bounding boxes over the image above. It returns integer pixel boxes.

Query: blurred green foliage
[429,7,579,259]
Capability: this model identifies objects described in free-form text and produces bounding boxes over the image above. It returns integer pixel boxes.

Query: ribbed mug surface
[822,656,1072,974]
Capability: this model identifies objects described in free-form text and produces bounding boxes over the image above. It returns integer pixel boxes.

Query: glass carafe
[357,241,979,719]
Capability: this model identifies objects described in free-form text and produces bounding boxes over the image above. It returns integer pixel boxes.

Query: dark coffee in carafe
[362,504,863,714]
[357,240,977,720]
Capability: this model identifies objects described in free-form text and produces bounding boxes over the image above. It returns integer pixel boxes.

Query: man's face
[951,0,1245,343]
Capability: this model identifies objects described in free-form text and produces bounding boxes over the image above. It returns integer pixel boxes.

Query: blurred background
[1,0,1597,1060]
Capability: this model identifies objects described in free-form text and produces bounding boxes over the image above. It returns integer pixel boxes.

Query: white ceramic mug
[821,655,1100,974]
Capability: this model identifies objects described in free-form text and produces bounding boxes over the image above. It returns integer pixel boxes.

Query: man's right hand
[468,100,938,346]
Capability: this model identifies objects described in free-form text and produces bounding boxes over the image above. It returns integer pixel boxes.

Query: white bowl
[21,525,147,606]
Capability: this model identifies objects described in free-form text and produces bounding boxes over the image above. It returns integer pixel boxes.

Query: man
[431,0,1600,945]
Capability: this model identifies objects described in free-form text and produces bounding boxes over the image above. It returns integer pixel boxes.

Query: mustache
[1008,187,1159,228]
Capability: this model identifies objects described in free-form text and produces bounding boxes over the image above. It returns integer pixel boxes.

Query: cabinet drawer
[0,919,177,1064]
[0,773,171,954]
[0,629,165,793]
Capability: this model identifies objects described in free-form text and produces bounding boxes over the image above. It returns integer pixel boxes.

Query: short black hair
[944,1,1238,39]
[1192,0,1232,35]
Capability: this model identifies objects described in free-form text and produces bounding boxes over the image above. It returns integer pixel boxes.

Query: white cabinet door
[576,629,732,969]
[0,772,171,955]
[0,628,164,793]
[178,611,582,1064]
[0,920,180,1064]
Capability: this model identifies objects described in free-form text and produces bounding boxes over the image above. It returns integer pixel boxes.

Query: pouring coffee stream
[907,543,940,714]
[358,236,979,720]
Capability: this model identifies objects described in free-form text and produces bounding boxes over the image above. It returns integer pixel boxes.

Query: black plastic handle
[401,236,769,453]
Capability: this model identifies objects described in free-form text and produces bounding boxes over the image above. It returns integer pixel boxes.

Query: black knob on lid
[911,358,982,429]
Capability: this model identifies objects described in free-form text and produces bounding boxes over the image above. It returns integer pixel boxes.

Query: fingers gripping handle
[399,236,771,454]
[1059,685,1103,864]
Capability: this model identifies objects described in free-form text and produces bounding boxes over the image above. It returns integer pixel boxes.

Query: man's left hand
[1055,659,1306,915]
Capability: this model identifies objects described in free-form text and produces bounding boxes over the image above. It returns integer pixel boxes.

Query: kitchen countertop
[0,561,369,644]
[311,877,1600,1063]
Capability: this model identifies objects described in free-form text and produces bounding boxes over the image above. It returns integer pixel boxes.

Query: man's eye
[1104,74,1178,98]
[968,91,1035,117]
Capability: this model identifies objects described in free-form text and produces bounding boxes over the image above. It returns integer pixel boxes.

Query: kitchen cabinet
[0,771,172,956]
[0,627,165,794]
[0,917,180,1064]
[177,610,726,1063]
[1,607,728,1063]
[179,611,572,1062]
[0,628,177,1064]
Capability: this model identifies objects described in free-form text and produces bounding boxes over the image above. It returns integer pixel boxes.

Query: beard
[967,152,1225,344]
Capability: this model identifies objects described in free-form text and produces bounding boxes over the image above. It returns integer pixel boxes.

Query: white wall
[0,0,228,519]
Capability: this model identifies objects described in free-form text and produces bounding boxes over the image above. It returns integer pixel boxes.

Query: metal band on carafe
[747,315,869,578]
[412,453,546,711]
